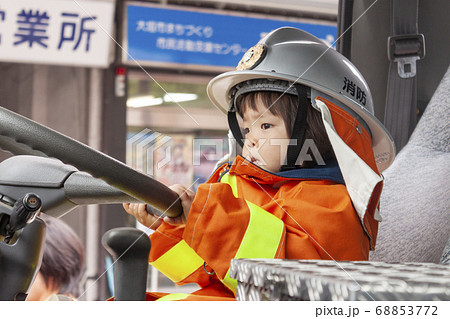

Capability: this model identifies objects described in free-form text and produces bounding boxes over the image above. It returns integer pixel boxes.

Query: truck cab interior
[0,0,449,301]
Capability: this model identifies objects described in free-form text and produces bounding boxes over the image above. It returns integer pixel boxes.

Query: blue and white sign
[125,4,337,70]
[0,0,114,68]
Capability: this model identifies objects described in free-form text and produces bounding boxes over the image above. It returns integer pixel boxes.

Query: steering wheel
[0,106,183,217]
[0,105,184,300]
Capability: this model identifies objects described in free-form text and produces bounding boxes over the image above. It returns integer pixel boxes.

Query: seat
[369,66,450,263]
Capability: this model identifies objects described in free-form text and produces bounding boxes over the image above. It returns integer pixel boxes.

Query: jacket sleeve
[149,222,215,287]
[182,182,286,293]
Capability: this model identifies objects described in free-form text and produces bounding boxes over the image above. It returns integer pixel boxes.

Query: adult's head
[27,215,85,301]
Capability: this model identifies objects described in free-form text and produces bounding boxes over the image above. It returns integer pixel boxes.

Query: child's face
[241,102,290,173]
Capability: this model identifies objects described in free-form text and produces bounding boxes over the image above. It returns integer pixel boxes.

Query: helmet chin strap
[227,106,244,148]
[280,84,308,171]
[227,83,310,171]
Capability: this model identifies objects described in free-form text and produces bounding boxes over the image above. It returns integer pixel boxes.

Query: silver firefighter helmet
[207,27,395,172]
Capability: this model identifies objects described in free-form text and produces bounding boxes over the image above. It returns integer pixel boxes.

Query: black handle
[0,218,46,301]
[102,227,151,301]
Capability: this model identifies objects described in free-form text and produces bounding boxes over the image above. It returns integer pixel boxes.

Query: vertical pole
[84,68,103,301]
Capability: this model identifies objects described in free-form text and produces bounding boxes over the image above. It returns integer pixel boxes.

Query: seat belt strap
[384,0,425,151]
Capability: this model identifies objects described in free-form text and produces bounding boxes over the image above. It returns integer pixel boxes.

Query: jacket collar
[225,155,344,185]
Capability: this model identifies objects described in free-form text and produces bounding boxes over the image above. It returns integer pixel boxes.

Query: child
[123,27,395,301]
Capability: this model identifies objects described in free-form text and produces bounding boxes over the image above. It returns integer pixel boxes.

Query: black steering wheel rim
[0,105,182,217]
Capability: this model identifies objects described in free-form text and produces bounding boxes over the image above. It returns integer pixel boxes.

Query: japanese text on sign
[0,0,114,68]
[136,20,244,56]
[136,21,214,38]
[0,8,5,44]
[11,9,96,51]
[126,4,337,70]
[156,37,245,55]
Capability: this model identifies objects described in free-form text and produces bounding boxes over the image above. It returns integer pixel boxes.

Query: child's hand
[122,203,162,230]
[163,184,195,225]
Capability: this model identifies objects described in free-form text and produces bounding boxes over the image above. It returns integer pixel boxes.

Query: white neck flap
[315,99,383,224]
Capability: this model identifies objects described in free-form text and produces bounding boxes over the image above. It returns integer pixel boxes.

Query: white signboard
[0,0,114,68]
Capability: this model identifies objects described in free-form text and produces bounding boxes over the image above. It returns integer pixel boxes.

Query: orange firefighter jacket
[146,150,379,301]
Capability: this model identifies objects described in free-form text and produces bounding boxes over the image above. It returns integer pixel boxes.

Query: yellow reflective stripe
[156,293,190,301]
[222,201,284,293]
[150,240,204,283]
[220,172,238,197]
